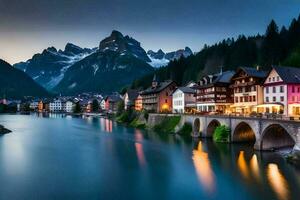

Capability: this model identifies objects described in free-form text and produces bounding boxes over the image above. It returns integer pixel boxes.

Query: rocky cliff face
[14,44,94,90]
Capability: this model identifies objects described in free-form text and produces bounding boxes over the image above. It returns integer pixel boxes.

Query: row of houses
[124,66,300,117]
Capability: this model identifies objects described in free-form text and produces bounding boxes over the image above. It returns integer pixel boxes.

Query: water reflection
[267,163,290,200]
[237,151,249,179]
[99,118,113,133]
[135,143,146,167]
[192,141,215,193]
[250,154,260,181]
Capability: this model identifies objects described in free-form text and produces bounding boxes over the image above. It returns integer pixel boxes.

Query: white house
[100,99,106,111]
[261,66,300,117]
[172,87,196,113]
[64,100,74,113]
[49,99,62,112]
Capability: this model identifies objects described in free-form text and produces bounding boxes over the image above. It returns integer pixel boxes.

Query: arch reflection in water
[267,163,290,200]
[192,141,215,193]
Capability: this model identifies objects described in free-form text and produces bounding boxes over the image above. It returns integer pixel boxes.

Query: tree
[116,101,125,116]
[261,20,283,66]
[73,102,81,113]
[91,99,99,112]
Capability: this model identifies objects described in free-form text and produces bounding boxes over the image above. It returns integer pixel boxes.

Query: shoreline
[0,125,11,134]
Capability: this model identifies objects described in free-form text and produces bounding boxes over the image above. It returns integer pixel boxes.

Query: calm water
[0,114,300,200]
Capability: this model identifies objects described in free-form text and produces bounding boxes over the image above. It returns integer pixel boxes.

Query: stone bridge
[178,115,300,151]
[180,115,300,150]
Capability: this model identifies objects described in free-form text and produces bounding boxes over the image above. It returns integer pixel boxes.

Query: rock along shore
[0,125,11,134]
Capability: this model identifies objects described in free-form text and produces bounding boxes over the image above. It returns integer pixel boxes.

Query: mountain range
[13,30,192,95]
[0,59,49,99]
[147,47,193,67]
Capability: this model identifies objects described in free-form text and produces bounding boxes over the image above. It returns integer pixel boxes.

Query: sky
[1,0,300,64]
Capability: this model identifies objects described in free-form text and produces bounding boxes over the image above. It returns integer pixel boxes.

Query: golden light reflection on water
[250,154,260,181]
[267,163,290,200]
[237,151,249,179]
[192,141,215,193]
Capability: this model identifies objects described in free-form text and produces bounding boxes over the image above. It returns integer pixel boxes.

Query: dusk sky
[1,0,300,64]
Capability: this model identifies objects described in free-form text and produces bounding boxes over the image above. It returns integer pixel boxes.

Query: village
[1,65,300,120]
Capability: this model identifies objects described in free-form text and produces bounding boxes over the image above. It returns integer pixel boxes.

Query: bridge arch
[206,119,221,137]
[193,118,200,135]
[261,124,295,150]
[232,121,256,143]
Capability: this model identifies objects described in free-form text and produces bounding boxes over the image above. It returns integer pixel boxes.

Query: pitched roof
[271,66,300,83]
[105,95,122,102]
[173,87,196,94]
[239,67,268,78]
[126,89,139,101]
[141,80,175,95]
[198,71,235,88]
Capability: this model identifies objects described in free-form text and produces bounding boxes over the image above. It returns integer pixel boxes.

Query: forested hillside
[131,15,300,89]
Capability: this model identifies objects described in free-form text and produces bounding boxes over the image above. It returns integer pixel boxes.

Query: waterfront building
[124,89,139,110]
[100,99,106,111]
[49,99,63,112]
[140,75,177,113]
[172,87,196,113]
[196,71,235,114]
[38,100,43,112]
[134,94,143,111]
[29,101,39,110]
[230,67,267,114]
[261,66,300,117]
[64,100,74,113]
[104,95,123,113]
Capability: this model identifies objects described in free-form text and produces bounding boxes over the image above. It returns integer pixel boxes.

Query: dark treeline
[131,15,300,89]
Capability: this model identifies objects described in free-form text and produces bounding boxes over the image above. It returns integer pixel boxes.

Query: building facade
[262,66,300,117]
[172,87,196,113]
[196,71,234,114]
[135,94,143,111]
[124,90,139,110]
[231,67,267,114]
[140,76,177,113]
[49,99,62,112]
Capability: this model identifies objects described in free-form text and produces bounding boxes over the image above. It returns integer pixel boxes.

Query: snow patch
[148,57,169,68]
[68,82,77,89]
[92,64,99,75]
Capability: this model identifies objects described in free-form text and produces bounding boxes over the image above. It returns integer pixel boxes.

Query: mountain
[14,43,94,90]
[53,31,154,95]
[0,59,49,99]
[147,47,193,68]
[131,15,300,89]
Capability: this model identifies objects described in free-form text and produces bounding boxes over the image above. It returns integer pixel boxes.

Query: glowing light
[192,141,215,193]
[162,103,169,111]
[250,154,260,182]
[237,151,249,179]
[267,163,290,200]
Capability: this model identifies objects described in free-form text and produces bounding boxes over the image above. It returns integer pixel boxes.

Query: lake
[0,114,299,200]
